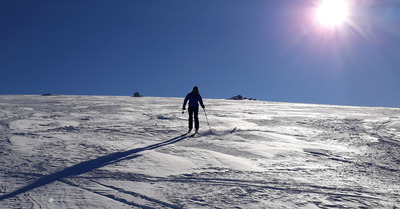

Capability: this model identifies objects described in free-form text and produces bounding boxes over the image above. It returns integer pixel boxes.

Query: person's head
[192,86,199,94]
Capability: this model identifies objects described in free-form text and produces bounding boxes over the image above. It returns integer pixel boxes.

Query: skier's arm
[199,95,205,109]
[183,94,189,110]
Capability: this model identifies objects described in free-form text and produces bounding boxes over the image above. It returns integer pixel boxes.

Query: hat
[193,86,199,91]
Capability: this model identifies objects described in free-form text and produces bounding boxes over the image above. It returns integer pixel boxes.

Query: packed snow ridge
[0,95,399,209]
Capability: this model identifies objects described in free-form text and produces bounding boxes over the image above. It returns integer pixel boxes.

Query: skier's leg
[188,107,194,132]
[194,107,199,132]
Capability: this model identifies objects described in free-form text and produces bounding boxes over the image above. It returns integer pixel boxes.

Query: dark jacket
[183,92,204,108]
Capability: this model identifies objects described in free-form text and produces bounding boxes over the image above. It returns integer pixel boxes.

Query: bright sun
[316,0,349,27]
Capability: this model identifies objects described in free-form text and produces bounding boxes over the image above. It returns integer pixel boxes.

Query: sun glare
[316,0,349,27]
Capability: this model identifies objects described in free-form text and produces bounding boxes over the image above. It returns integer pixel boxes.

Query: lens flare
[316,0,349,26]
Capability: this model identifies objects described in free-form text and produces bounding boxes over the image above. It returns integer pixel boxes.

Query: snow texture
[0,95,399,208]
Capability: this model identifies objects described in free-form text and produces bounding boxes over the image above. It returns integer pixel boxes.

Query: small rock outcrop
[133,92,144,97]
[229,95,257,101]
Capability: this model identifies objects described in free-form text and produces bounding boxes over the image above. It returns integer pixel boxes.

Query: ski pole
[203,108,212,133]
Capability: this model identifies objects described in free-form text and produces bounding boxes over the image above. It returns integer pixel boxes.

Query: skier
[182,86,205,134]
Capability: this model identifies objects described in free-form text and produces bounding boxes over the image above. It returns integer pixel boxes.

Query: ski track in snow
[0,95,399,208]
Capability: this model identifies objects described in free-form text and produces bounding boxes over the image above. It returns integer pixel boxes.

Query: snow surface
[0,95,399,208]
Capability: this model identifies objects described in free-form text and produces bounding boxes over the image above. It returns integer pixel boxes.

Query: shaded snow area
[0,95,399,209]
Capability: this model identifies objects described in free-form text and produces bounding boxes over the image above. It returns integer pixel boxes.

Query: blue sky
[1,0,399,107]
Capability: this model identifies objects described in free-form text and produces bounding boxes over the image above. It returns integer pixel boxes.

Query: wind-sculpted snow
[0,95,399,208]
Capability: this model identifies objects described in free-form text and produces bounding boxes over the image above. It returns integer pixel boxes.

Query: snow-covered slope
[0,95,399,208]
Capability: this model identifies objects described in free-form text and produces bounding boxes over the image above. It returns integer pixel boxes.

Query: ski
[181,130,194,137]
[182,130,198,137]
[180,133,190,137]
[189,132,198,137]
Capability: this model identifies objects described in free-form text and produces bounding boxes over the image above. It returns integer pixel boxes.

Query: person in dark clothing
[183,86,205,133]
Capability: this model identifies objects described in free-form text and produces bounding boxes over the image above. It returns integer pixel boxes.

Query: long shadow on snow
[0,134,189,201]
